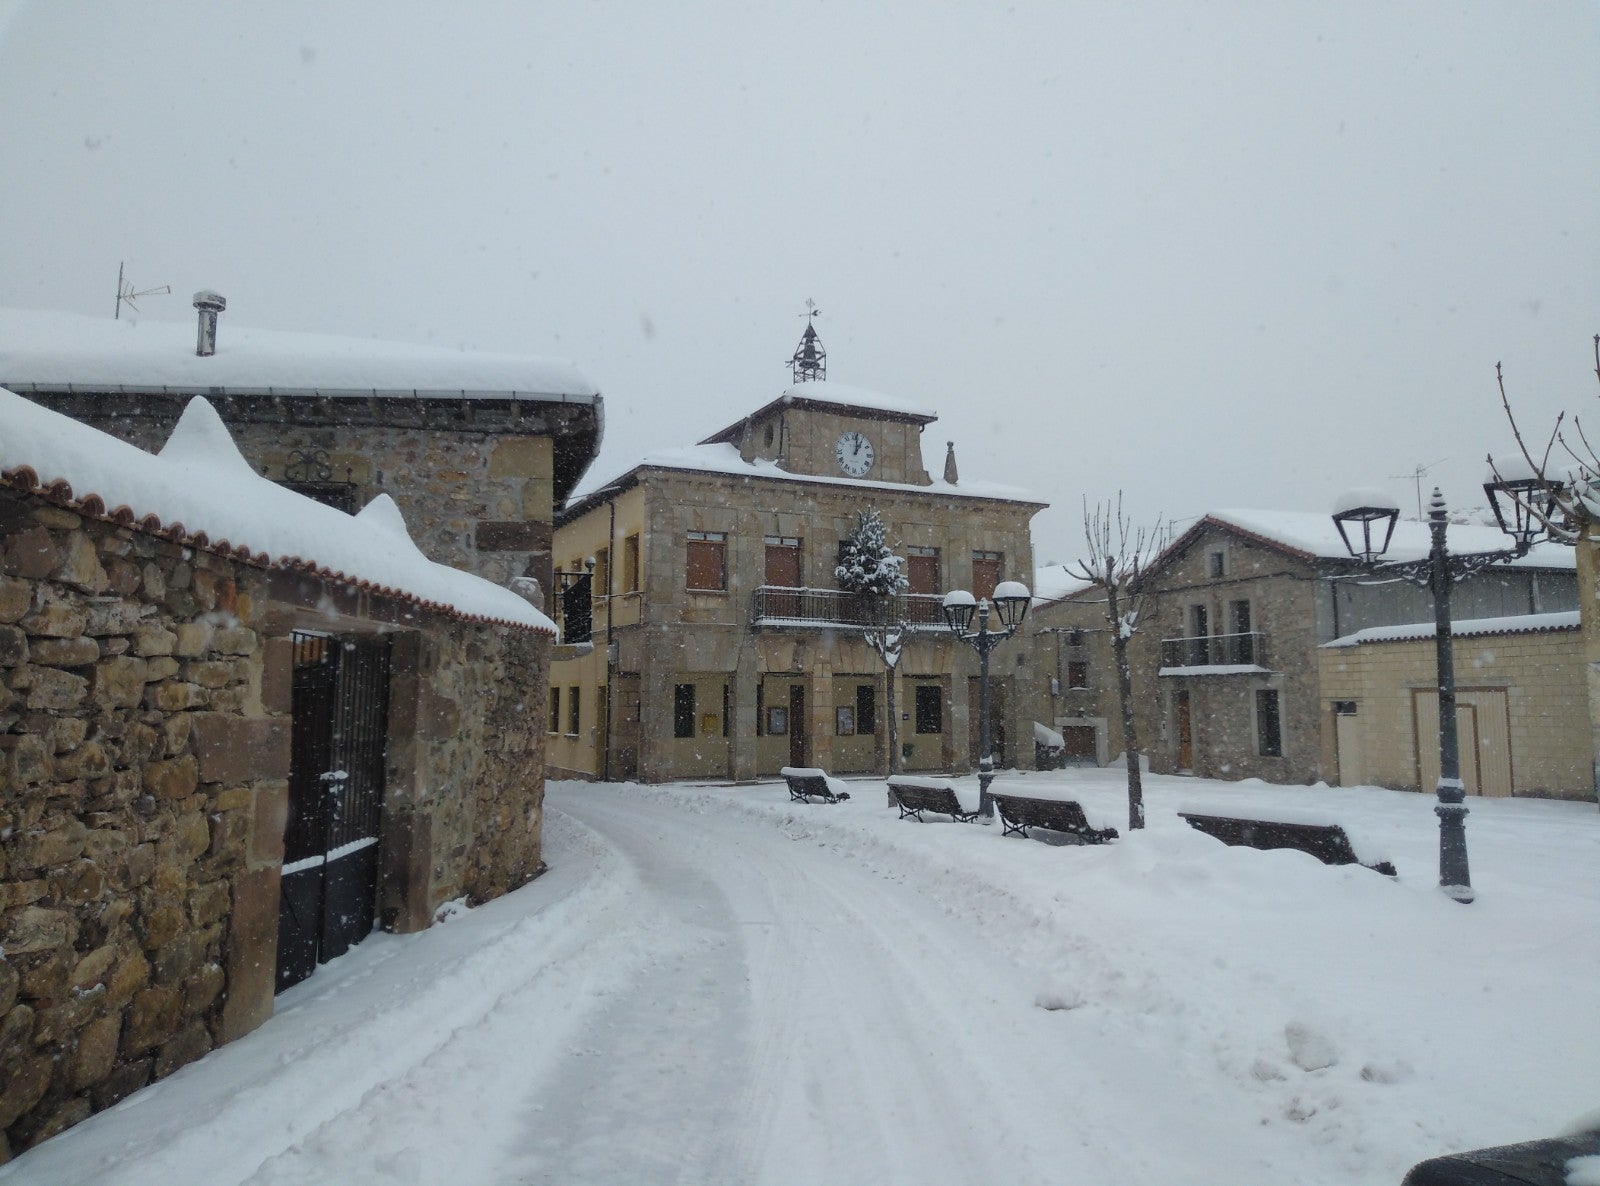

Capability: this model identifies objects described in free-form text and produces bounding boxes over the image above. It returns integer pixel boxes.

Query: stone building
[1129,509,1577,787]
[548,326,1046,783]
[1027,569,1126,767]
[0,347,578,1152]
[1318,611,1587,798]
[0,303,602,601]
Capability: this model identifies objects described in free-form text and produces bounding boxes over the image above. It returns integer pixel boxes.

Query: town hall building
[548,318,1047,783]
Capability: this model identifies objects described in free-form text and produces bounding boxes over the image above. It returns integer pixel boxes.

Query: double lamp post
[1330,471,1559,903]
[941,581,1031,821]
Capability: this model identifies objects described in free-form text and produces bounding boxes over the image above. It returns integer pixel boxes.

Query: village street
[6,773,1597,1185]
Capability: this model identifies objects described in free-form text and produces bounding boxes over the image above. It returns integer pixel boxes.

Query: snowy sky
[2,2,1597,565]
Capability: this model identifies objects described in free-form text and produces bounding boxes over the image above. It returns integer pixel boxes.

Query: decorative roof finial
[943,441,959,485]
[789,299,826,383]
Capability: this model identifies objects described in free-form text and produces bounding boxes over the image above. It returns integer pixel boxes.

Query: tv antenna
[1389,458,1447,519]
[114,261,171,319]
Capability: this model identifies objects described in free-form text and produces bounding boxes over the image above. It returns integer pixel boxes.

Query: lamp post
[942,581,1031,821]
[1331,478,1558,903]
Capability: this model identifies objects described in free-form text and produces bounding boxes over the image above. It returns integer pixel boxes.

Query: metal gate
[276,631,392,993]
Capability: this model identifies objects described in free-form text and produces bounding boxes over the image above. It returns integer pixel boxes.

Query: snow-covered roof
[566,441,1044,513]
[1186,508,1575,571]
[1323,609,1580,648]
[0,387,554,632]
[0,307,598,402]
[698,379,937,444]
[1031,564,1095,605]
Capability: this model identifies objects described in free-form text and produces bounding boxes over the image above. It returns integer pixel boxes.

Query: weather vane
[789,299,826,382]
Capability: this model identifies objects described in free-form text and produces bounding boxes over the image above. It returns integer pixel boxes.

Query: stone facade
[1026,582,1128,767]
[1109,515,1579,793]
[1317,616,1588,799]
[550,388,1045,783]
[0,482,548,1158]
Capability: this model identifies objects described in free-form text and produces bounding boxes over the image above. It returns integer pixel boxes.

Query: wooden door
[788,685,806,766]
[1175,691,1193,771]
[1414,688,1511,796]
[766,539,801,618]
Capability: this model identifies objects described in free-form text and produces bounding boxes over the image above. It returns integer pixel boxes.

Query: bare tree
[1067,495,1165,830]
[1488,335,1600,541]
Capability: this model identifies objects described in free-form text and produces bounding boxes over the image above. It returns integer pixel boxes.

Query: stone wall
[0,489,286,1157]
[0,485,550,1159]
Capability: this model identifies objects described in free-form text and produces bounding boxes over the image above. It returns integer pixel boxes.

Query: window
[1066,628,1085,647]
[686,531,726,591]
[1230,599,1255,663]
[549,686,561,734]
[907,546,940,595]
[623,534,641,592]
[1333,700,1358,716]
[1230,599,1251,634]
[1067,660,1089,689]
[673,683,696,738]
[722,684,731,738]
[1189,603,1209,637]
[568,686,581,735]
[1256,689,1282,757]
[1208,549,1227,579]
[593,548,609,601]
[914,684,943,734]
[856,684,876,735]
[971,551,1003,601]
[836,706,855,736]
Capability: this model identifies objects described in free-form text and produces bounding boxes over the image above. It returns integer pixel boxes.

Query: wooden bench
[780,767,850,804]
[887,775,976,823]
[990,792,1118,844]
[1178,812,1397,876]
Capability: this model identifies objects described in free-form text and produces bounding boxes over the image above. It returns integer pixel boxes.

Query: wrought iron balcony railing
[752,586,948,630]
[1159,630,1266,669]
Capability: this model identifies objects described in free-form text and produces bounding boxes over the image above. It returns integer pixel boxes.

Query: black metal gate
[276,631,392,993]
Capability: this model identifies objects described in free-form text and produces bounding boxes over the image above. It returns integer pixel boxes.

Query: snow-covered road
[8,773,1598,1185]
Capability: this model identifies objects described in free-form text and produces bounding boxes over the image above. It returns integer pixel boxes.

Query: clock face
[835,430,875,477]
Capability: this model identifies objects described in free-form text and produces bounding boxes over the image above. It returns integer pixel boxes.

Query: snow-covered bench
[886,775,977,823]
[1178,811,1396,876]
[990,792,1118,844]
[780,767,851,804]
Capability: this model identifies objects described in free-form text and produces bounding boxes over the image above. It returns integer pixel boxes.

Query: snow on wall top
[0,386,554,632]
[1323,609,1580,648]
[0,307,598,401]
[569,441,1043,508]
[1204,508,1575,570]
[777,380,936,419]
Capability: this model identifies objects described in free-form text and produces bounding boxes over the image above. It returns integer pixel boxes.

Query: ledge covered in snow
[0,387,554,632]
[566,441,1043,513]
[0,307,598,402]
[1323,609,1580,649]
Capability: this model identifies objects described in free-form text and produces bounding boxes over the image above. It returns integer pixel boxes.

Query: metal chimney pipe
[192,290,226,356]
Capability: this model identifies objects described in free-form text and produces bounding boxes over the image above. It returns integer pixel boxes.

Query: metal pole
[1428,494,1474,903]
[976,600,995,820]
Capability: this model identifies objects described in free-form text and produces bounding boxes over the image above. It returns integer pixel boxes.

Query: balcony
[752,586,948,630]
[1159,630,1267,670]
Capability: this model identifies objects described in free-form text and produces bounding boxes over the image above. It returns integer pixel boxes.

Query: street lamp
[1330,480,1553,903]
[943,580,1031,821]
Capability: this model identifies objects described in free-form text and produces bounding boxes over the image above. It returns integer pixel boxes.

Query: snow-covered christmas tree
[836,509,910,775]
[835,508,908,598]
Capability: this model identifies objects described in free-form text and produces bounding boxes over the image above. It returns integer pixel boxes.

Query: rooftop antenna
[1389,459,1447,519]
[115,261,171,320]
